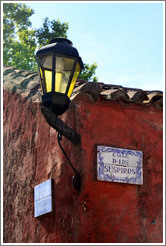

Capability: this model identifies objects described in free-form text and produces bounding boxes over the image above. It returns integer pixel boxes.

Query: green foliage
[79,63,98,81]
[3,3,37,70]
[3,3,34,40]
[36,17,69,47]
[3,3,98,80]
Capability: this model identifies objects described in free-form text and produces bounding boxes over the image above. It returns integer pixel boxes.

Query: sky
[26,2,164,90]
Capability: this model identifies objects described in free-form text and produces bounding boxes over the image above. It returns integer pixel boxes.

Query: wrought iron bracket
[41,106,81,145]
[40,106,81,191]
[57,132,81,191]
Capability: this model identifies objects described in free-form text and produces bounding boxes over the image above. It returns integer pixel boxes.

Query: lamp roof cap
[49,37,73,46]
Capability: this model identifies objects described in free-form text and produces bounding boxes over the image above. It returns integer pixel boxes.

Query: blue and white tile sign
[97,146,143,185]
[34,179,53,217]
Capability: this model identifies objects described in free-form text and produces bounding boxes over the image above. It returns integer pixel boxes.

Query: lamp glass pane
[43,55,52,69]
[55,56,75,94]
[38,55,53,93]
[67,62,81,97]
[39,67,44,94]
[44,70,52,92]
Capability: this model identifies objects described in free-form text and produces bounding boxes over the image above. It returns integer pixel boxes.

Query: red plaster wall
[3,90,163,243]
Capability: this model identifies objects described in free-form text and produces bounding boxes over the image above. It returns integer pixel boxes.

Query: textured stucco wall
[3,88,163,243]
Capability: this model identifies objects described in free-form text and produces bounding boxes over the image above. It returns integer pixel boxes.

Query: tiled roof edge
[3,66,163,108]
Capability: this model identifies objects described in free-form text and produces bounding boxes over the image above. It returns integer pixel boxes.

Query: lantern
[35,38,83,115]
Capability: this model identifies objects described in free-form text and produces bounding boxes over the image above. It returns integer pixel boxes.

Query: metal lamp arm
[41,106,81,190]
[41,106,81,145]
[57,132,81,191]
[57,132,77,174]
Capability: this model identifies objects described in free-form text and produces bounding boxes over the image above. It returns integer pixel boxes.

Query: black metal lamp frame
[36,38,83,116]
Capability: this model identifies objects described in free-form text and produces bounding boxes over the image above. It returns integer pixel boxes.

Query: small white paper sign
[97,146,143,185]
[34,179,53,217]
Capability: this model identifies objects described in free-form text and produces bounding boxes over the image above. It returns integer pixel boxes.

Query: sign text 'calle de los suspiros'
[97,145,143,185]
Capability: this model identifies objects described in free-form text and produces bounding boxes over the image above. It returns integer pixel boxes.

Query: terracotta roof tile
[3,65,163,108]
[130,90,149,103]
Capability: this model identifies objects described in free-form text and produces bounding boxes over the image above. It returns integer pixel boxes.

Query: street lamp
[35,38,83,190]
[36,37,83,115]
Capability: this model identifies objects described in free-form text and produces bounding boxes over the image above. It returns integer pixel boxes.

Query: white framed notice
[34,179,53,217]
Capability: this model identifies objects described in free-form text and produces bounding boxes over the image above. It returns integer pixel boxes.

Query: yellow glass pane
[44,70,52,92]
[40,67,43,77]
[39,67,44,94]
[67,63,81,97]
[55,56,75,94]
[55,72,69,94]
[55,73,62,92]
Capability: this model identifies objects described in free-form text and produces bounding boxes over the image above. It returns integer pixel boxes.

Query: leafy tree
[36,17,69,47]
[3,3,34,41]
[79,62,98,81]
[3,3,36,70]
[3,3,98,81]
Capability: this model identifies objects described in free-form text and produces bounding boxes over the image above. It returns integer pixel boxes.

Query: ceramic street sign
[34,196,52,218]
[97,145,143,185]
[34,179,53,217]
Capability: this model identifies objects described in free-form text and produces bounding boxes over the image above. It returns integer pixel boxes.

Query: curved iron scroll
[57,132,81,191]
